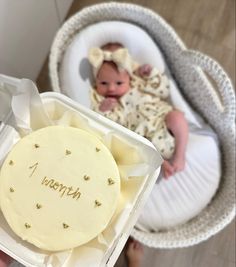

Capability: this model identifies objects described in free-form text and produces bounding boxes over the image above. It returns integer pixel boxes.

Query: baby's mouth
[107,94,120,98]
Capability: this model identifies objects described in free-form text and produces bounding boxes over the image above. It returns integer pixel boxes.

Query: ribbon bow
[88,47,137,76]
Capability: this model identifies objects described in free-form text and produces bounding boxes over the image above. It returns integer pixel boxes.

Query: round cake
[0,126,120,251]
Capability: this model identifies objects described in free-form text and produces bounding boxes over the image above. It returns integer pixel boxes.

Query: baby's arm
[163,110,189,178]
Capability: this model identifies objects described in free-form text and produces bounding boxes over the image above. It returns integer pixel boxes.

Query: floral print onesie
[91,68,175,159]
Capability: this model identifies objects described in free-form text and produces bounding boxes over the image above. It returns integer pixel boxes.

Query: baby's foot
[126,239,144,267]
[99,97,118,112]
[162,160,174,179]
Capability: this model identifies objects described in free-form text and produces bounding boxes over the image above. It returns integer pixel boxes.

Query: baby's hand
[162,157,186,179]
[172,155,185,173]
[162,160,175,179]
[137,64,152,77]
[99,97,118,112]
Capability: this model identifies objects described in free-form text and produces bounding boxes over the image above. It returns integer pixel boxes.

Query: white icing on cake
[0,126,120,251]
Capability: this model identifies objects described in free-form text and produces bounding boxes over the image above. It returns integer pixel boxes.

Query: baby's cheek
[96,86,107,96]
[120,85,130,95]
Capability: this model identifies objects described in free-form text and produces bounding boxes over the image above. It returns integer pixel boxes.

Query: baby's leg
[0,251,12,267]
[165,110,188,173]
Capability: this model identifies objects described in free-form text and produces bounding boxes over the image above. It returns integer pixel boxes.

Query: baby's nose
[108,84,116,92]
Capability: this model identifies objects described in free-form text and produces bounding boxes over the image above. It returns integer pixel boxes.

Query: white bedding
[137,131,220,230]
[59,21,221,229]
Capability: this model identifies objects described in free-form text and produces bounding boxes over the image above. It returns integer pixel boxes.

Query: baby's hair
[101,42,123,52]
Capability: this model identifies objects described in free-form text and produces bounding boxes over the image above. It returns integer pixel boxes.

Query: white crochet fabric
[49,2,235,248]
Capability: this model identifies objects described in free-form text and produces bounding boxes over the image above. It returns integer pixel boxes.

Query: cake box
[0,74,162,267]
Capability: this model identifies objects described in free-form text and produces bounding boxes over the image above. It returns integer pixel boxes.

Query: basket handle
[182,50,235,123]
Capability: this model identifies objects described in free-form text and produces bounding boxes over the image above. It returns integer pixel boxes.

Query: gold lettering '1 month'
[29,162,38,177]
[41,176,81,200]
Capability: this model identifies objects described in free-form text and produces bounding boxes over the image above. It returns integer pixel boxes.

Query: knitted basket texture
[49,2,235,248]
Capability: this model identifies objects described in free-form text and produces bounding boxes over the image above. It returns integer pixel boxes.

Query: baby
[89,43,188,178]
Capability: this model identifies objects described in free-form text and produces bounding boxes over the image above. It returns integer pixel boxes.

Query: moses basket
[49,2,235,248]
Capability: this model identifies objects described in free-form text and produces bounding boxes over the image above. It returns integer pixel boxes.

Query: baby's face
[96,62,130,98]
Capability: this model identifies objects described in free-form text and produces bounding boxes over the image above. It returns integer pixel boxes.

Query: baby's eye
[100,81,107,85]
[116,81,123,86]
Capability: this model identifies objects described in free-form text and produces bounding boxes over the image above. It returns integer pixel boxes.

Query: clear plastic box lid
[0,74,162,267]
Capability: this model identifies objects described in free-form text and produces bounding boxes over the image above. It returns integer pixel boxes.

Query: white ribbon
[88,47,138,76]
